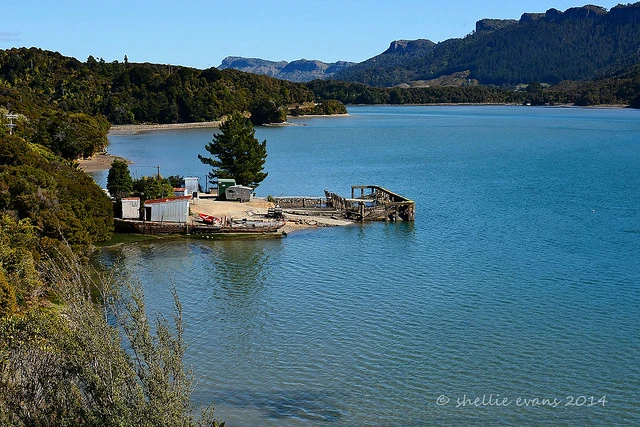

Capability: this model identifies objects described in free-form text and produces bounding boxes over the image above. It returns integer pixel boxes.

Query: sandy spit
[76,153,132,172]
[109,121,222,134]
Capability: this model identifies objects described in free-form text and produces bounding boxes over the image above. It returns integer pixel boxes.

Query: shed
[216,178,236,200]
[225,185,253,202]
[184,177,199,196]
[143,195,191,223]
[173,187,188,197]
[121,197,141,219]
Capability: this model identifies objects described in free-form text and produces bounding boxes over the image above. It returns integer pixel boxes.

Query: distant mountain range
[221,3,640,88]
[218,57,354,82]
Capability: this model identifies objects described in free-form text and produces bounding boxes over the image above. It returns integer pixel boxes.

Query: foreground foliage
[0,243,223,426]
[0,130,224,424]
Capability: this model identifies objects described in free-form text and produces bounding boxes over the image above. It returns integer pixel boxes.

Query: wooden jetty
[277,185,415,222]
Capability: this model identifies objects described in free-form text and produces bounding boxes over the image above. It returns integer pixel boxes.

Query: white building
[184,177,199,195]
[143,196,191,223]
[121,197,141,219]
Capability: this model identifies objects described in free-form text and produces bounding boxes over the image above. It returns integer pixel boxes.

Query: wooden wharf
[277,185,415,222]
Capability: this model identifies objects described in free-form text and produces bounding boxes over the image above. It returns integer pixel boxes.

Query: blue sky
[1,1,623,69]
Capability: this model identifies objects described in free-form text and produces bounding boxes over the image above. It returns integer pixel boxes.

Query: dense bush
[0,135,113,249]
[30,111,110,159]
[132,176,175,201]
[0,47,318,125]
[0,248,223,426]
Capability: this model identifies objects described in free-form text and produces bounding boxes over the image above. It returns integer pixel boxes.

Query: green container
[216,178,236,200]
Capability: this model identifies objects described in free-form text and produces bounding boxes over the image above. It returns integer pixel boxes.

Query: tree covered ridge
[334,3,640,87]
[307,67,640,107]
[0,47,319,125]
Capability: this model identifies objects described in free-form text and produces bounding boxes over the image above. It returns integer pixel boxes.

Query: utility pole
[5,113,18,135]
[156,166,163,198]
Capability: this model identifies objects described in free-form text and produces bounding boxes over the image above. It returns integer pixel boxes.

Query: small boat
[199,213,220,224]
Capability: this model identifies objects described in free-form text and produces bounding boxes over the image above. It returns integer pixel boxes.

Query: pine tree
[198,112,268,188]
[106,159,133,199]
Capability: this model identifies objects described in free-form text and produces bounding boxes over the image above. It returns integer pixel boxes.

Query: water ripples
[101,106,640,425]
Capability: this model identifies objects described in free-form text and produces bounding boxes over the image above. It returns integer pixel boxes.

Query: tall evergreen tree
[106,159,133,199]
[198,113,268,188]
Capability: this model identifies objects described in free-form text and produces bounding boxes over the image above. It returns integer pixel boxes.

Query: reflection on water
[200,239,283,329]
[208,240,276,296]
[98,237,283,317]
[205,388,342,422]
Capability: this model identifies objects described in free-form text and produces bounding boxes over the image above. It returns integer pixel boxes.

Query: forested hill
[0,47,331,125]
[334,3,640,87]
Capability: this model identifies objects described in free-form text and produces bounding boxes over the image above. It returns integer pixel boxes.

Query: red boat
[199,213,220,224]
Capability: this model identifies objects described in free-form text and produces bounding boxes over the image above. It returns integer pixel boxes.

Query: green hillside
[0,47,325,126]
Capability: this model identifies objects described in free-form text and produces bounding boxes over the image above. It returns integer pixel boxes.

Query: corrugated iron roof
[144,195,192,205]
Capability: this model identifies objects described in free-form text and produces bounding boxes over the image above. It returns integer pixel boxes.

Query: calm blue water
[98,106,640,426]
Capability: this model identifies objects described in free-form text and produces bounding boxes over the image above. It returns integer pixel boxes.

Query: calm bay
[97,105,640,425]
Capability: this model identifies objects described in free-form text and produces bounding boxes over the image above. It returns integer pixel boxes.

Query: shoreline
[109,121,222,134]
[106,103,630,135]
[109,114,351,134]
[76,153,132,173]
